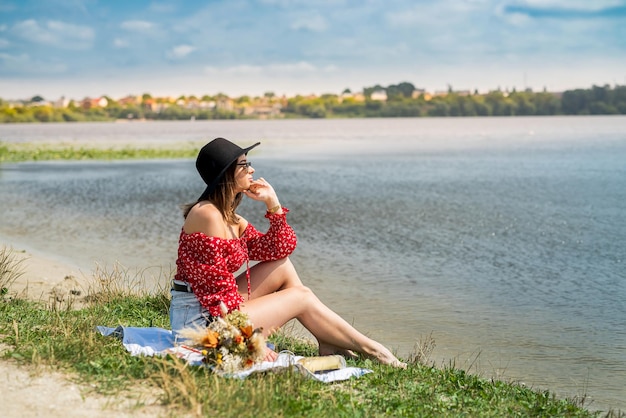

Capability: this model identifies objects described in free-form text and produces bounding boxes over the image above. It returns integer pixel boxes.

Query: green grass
[0,141,198,162]
[0,249,621,417]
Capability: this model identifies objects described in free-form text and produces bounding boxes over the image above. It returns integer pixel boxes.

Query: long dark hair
[182,160,243,224]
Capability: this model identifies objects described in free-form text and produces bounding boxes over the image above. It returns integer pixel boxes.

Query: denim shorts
[169,289,213,343]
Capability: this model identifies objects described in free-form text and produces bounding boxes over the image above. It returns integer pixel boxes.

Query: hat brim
[198,141,260,200]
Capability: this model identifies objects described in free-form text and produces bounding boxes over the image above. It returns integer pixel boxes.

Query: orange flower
[240,325,253,339]
[200,330,220,348]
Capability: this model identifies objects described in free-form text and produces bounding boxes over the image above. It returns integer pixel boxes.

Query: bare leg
[236,257,302,298]
[236,258,301,360]
[237,259,356,358]
[239,282,406,368]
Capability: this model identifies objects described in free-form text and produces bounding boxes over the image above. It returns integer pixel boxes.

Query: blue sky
[1,0,625,100]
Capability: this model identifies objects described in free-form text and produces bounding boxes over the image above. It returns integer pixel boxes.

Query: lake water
[1,117,624,412]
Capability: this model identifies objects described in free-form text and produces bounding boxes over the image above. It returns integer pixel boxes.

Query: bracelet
[267,204,281,214]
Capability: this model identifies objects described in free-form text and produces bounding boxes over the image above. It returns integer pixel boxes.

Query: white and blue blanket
[96,325,372,383]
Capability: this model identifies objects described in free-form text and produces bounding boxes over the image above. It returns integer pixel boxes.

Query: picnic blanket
[96,325,372,383]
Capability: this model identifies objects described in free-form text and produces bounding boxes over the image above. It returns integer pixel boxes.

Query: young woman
[170,137,406,367]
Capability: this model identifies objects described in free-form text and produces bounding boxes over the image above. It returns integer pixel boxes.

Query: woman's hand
[244,177,280,209]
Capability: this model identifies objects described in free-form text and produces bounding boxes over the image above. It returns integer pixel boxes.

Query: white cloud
[0,52,67,74]
[12,19,94,49]
[166,44,196,59]
[290,14,328,32]
[120,20,155,32]
[385,8,427,26]
[0,38,9,48]
[259,0,347,6]
[513,0,624,11]
[149,2,176,13]
[384,0,482,27]
[269,61,317,72]
[47,21,93,39]
[205,65,263,75]
[204,61,329,76]
[0,52,28,63]
[113,38,130,48]
[498,9,533,26]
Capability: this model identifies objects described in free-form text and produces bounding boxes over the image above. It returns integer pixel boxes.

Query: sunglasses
[236,161,252,170]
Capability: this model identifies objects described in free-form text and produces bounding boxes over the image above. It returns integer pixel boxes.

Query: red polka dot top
[174,208,297,317]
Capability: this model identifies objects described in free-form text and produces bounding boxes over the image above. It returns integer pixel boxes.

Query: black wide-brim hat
[196,137,260,199]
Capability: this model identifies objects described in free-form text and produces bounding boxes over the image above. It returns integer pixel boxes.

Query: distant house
[241,103,282,118]
[199,100,216,110]
[370,90,387,101]
[142,98,157,111]
[54,96,70,108]
[411,89,432,100]
[216,97,235,112]
[117,95,141,106]
[185,98,201,110]
[80,96,108,109]
[5,100,21,108]
[433,89,471,97]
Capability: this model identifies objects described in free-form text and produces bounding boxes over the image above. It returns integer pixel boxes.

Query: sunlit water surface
[1,117,624,412]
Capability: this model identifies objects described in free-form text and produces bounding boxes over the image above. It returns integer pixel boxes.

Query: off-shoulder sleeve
[244,207,297,261]
[175,233,244,317]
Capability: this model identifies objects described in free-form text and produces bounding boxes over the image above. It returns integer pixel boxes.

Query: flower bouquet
[178,304,266,373]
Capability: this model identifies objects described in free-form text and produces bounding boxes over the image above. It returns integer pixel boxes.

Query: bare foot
[368,343,407,369]
[263,347,278,362]
[318,342,358,359]
[391,359,408,369]
[373,353,407,369]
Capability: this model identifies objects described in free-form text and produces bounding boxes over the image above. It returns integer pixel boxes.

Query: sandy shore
[1,241,93,308]
[0,356,165,418]
[0,241,173,417]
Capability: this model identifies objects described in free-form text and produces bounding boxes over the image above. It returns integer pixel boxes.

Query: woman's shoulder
[189,201,221,217]
[187,201,223,223]
[184,202,227,237]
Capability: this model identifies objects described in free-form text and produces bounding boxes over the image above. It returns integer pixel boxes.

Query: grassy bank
[0,248,616,417]
[0,141,198,163]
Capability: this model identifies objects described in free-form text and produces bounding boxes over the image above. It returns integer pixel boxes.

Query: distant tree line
[283,83,626,118]
[0,96,240,123]
[1,83,625,123]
